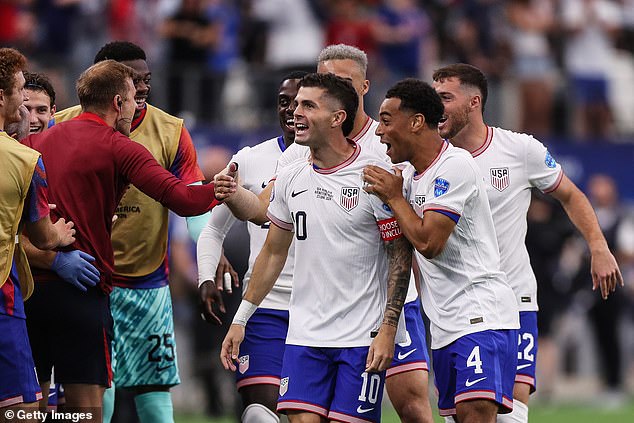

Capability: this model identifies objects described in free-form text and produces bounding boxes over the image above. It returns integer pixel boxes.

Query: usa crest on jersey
[340,186,360,211]
[238,355,250,374]
[279,377,289,396]
[490,167,510,192]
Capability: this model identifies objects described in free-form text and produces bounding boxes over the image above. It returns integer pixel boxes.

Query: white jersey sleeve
[196,146,250,285]
[525,136,563,193]
[267,164,295,231]
[197,204,237,285]
[422,154,478,218]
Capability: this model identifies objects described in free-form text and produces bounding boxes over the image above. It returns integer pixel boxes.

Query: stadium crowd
[1,0,634,140]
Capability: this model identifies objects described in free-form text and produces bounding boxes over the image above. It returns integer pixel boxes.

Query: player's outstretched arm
[220,224,293,371]
[213,166,272,224]
[367,235,412,373]
[550,175,624,299]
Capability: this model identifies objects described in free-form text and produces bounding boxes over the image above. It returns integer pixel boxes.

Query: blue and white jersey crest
[434,178,450,197]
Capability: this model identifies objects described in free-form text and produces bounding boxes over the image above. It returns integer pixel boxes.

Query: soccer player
[23,72,55,134]
[0,47,75,413]
[214,44,434,422]
[51,41,218,423]
[316,44,432,423]
[363,78,520,423]
[219,73,412,423]
[431,63,623,423]
[21,60,220,415]
[197,71,306,422]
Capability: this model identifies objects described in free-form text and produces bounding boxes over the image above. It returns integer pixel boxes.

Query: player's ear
[361,79,370,96]
[411,113,425,132]
[332,109,346,129]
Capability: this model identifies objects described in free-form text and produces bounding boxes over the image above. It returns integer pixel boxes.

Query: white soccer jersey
[470,127,563,312]
[406,142,519,349]
[276,117,418,304]
[267,142,406,347]
[197,136,295,310]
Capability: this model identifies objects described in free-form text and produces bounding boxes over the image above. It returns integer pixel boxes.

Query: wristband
[232,300,258,326]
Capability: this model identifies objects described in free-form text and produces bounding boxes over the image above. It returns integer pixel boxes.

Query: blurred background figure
[369,0,435,113]
[505,0,557,139]
[561,0,621,140]
[526,192,575,401]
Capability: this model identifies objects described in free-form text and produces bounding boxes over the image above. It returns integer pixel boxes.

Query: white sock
[497,399,528,423]
[444,416,457,423]
[242,403,280,423]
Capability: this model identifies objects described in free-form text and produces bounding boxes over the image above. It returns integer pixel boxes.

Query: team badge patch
[490,167,510,191]
[434,178,450,197]
[414,195,425,207]
[544,151,557,168]
[340,187,360,211]
[279,377,289,396]
[238,355,250,374]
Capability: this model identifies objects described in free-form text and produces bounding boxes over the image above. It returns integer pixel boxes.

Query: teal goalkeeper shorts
[110,286,180,388]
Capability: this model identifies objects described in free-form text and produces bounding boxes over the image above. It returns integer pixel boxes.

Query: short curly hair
[385,79,444,128]
[0,48,27,94]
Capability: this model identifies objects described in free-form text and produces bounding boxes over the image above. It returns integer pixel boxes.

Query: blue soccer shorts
[0,314,42,407]
[387,300,429,378]
[516,311,538,392]
[432,329,517,417]
[278,345,384,422]
[236,308,289,390]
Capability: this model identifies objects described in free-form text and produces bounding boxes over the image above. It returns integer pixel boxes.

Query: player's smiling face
[433,77,472,140]
[293,86,341,147]
[120,59,151,114]
[278,78,302,143]
[376,97,414,163]
[25,89,54,134]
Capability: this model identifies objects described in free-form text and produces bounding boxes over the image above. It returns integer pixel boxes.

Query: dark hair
[0,48,27,94]
[385,79,444,128]
[94,41,146,64]
[433,63,488,110]
[23,71,56,107]
[298,72,358,137]
[280,71,308,85]
[77,60,135,112]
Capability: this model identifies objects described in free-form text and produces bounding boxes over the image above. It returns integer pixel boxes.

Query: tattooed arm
[365,235,412,372]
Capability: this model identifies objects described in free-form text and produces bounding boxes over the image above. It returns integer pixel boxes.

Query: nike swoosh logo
[517,363,532,370]
[397,349,417,360]
[261,181,267,189]
[465,376,487,387]
[156,363,174,372]
[291,189,308,197]
[356,406,374,414]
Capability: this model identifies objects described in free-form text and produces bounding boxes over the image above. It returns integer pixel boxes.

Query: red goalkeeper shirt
[23,113,219,293]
